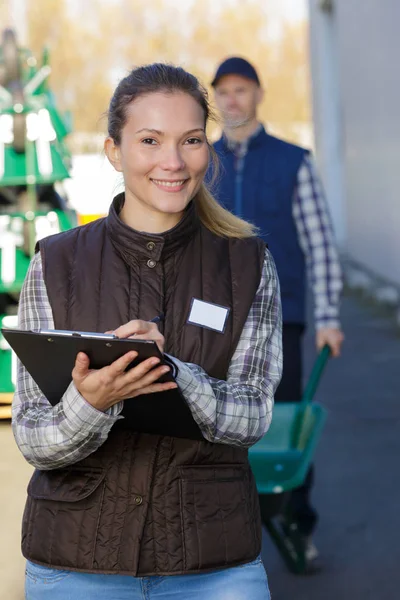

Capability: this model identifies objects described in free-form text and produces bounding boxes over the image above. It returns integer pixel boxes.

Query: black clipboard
[2,328,204,441]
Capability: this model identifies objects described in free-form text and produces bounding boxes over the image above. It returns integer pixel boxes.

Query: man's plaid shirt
[12,248,282,470]
[226,128,343,330]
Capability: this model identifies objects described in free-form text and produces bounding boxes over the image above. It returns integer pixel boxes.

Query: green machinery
[0,29,77,417]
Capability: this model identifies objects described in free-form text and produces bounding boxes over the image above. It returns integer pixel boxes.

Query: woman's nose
[159,145,186,171]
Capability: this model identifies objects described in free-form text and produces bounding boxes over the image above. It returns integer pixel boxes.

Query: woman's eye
[142,138,157,145]
[185,137,202,145]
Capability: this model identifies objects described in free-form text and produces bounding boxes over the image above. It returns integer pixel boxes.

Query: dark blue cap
[211,57,260,87]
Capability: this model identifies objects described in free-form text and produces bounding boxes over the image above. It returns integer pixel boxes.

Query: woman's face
[106,91,209,228]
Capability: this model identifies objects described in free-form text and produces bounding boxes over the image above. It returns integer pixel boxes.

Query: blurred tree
[185,1,311,141]
[26,0,113,133]
[0,2,11,27]
[25,0,311,147]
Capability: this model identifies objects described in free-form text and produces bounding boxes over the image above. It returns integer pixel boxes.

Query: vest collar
[220,124,268,153]
[106,193,200,264]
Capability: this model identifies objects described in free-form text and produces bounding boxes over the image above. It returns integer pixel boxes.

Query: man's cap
[211,57,260,87]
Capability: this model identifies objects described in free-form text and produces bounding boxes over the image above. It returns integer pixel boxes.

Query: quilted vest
[212,128,308,324]
[21,194,266,576]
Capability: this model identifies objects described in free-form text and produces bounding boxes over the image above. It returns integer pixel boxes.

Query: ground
[263,293,400,599]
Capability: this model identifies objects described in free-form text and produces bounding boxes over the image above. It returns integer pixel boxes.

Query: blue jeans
[25,556,271,600]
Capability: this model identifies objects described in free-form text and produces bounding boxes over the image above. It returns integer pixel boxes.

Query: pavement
[262,293,400,599]
[0,290,399,599]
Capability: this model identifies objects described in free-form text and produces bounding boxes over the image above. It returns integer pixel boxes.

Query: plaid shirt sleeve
[12,253,123,471]
[293,154,343,330]
[13,249,282,464]
[170,248,283,448]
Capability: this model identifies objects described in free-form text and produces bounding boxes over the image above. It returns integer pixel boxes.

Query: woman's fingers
[72,345,176,410]
[107,351,139,376]
[119,356,162,383]
[118,362,170,392]
[72,352,91,381]
[113,320,157,339]
[128,381,178,398]
[74,341,175,407]
[104,320,165,353]
[131,332,164,353]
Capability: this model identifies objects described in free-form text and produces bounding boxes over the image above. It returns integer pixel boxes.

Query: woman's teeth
[152,180,186,187]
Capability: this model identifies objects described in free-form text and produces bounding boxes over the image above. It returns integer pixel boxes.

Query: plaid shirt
[226,130,342,330]
[12,248,282,470]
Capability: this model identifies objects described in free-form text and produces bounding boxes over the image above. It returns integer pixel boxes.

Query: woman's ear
[104,137,123,172]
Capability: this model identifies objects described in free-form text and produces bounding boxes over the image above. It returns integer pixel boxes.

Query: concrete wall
[308,0,346,246]
[309,0,400,285]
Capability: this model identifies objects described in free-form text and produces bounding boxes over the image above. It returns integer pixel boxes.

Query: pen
[149,314,164,324]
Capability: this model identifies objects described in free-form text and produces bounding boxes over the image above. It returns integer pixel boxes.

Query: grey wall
[309,0,400,284]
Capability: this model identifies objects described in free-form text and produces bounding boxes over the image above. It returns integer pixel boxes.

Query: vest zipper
[234,154,245,216]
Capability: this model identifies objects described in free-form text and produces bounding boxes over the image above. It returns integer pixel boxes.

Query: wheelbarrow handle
[300,344,331,404]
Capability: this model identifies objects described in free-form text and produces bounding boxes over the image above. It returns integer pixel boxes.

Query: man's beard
[223,111,252,129]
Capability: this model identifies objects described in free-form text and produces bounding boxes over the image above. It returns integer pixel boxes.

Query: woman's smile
[150,177,189,192]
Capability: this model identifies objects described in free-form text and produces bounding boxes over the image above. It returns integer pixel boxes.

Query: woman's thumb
[72,352,90,379]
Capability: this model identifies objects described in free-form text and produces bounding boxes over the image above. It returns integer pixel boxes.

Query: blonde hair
[195,146,258,239]
[195,185,258,239]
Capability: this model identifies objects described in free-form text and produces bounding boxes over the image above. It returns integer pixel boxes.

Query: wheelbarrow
[248,345,330,574]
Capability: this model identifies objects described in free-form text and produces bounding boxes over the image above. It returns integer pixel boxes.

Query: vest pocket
[27,466,106,502]
[23,467,106,568]
[179,465,258,571]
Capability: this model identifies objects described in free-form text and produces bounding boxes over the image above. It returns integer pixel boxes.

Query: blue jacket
[212,127,308,324]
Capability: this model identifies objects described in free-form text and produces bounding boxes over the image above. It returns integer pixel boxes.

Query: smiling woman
[105,91,209,232]
[104,64,256,238]
[13,63,282,600]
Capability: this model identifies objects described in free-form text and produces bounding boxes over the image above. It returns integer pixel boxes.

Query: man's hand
[316,327,344,358]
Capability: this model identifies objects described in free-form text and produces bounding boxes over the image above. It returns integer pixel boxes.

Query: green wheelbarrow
[248,345,330,574]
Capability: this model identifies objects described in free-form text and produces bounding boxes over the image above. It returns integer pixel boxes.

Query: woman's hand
[72,349,177,412]
[109,320,165,353]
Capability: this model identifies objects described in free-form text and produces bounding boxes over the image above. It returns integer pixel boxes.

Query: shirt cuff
[62,381,124,433]
[164,354,198,396]
[315,318,341,331]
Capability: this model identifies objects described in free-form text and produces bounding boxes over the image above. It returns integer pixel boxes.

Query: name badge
[187,298,230,333]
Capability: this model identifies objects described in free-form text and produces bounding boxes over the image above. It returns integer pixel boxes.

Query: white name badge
[187,298,230,333]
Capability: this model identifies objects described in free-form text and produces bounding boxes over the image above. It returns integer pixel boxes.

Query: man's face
[213,74,263,128]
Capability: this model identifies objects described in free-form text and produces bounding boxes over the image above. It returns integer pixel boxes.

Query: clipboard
[1,328,204,441]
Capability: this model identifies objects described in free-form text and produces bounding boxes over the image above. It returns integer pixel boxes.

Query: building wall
[308,0,346,246]
[309,0,400,285]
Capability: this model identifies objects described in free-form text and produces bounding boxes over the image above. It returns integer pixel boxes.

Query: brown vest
[22,195,265,576]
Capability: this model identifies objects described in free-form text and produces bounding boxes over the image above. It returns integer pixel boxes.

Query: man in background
[210,56,344,572]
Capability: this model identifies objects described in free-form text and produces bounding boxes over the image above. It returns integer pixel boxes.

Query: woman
[13,64,282,600]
